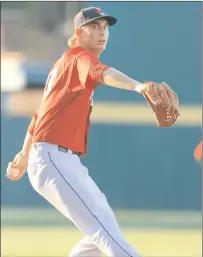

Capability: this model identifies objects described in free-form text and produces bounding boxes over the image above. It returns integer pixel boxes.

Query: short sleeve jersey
[28,46,110,155]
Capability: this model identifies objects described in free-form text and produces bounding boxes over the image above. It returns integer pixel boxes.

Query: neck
[89,48,101,58]
[78,42,102,58]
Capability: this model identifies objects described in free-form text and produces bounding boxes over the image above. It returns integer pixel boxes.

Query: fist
[6,163,21,180]
[6,151,29,181]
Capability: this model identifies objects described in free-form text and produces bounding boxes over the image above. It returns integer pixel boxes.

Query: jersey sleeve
[77,52,110,88]
[27,110,38,135]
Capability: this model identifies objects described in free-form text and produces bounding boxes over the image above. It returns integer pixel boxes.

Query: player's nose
[100,27,106,35]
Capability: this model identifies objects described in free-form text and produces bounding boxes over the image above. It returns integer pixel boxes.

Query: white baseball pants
[27,142,142,257]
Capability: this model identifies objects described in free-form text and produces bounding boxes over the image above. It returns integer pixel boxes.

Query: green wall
[85,2,202,104]
[1,116,202,210]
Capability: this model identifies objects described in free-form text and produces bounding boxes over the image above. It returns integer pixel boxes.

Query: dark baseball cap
[74,7,117,30]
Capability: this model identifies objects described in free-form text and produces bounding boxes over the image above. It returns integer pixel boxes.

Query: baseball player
[6,7,179,257]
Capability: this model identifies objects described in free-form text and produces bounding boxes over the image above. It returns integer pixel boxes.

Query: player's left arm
[101,67,146,94]
[87,58,180,127]
[80,54,147,94]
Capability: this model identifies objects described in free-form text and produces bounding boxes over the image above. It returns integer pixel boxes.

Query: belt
[58,145,81,157]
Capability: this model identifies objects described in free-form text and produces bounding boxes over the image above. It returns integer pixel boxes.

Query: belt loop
[58,146,68,153]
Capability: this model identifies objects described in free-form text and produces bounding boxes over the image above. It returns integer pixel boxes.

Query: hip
[27,142,88,190]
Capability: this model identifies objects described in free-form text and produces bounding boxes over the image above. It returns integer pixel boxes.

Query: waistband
[32,142,81,157]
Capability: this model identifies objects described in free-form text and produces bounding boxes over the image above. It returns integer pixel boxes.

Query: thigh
[86,175,120,231]
[27,148,117,233]
[49,150,120,232]
[28,148,142,257]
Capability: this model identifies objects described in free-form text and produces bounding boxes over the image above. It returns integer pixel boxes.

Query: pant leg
[27,143,142,257]
[69,168,120,257]
[69,236,103,257]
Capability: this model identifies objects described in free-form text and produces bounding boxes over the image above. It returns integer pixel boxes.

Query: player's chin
[96,44,106,52]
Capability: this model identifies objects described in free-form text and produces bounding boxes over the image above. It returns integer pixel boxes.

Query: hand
[6,150,29,181]
[143,81,180,127]
[143,81,163,105]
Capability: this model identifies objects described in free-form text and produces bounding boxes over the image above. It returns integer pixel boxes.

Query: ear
[75,28,83,38]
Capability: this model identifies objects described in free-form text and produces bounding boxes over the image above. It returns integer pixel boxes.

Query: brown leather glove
[143,81,180,127]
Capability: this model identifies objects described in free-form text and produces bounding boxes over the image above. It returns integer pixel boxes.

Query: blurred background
[1,1,202,257]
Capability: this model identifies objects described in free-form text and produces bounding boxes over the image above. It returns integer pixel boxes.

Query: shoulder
[62,47,100,68]
[64,47,91,58]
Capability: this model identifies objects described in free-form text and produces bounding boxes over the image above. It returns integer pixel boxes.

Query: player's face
[80,19,109,53]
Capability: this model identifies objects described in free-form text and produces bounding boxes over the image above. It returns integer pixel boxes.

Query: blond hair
[68,34,79,49]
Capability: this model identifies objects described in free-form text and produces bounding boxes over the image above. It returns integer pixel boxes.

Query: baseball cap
[74,7,117,30]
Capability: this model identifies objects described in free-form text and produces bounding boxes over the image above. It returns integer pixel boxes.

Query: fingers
[8,162,16,168]
[6,173,22,181]
[144,81,179,108]
[6,162,22,181]
[173,92,179,108]
[145,82,162,105]
[161,82,176,107]
[158,84,170,105]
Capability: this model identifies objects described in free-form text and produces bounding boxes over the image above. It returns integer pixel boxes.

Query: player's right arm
[6,62,57,181]
[6,110,37,181]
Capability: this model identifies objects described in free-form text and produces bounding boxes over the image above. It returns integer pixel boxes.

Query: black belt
[58,146,81,157]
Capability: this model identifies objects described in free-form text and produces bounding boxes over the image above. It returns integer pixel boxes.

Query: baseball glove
[143,81,180,127]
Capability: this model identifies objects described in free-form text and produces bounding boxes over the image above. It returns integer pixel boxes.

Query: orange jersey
[28,47,109,155]
[194,140,202,162]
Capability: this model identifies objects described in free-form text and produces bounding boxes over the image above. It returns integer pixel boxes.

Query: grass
[1,208,202,257]
[2,227,201,257]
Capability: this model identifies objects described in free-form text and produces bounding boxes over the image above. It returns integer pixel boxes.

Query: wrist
[20,149,30,157]
[134,82,146,94]
[22,132,32,154]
